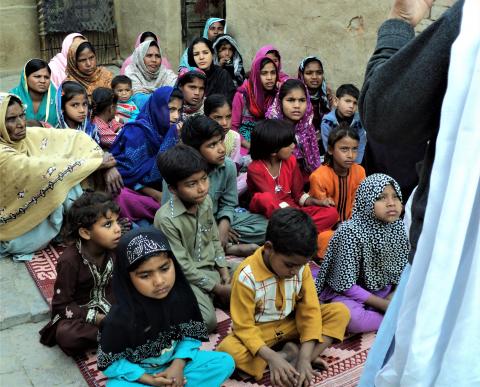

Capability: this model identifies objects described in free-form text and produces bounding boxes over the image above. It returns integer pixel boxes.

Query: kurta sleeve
[295,265,323,343]
[231,91,245,133]
[342,284,373,303]
[309,167,331,200]
[156,217,218,292]
[103,358,145,382]
[230,270,267,355]
[215,162,239,223]
[290,157,307,204]
[51,255,90,322]
[172,338,201,361]
[211,212,227,268]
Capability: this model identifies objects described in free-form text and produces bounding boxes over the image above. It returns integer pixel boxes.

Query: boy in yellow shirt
[218,208,350,386]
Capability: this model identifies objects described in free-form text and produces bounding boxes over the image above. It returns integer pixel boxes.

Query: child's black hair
[204,93,231,116]
[278,79,305,102]
[156,144,208,187]
[323,122,360,167]
[62,190,120,244]
[266,208,318,258]
[250,119,295,161]
[336,84,359,100]
[177,71,207,88]
[61,81,88,111]
[91,87,118,118]
[25,58,50,77]
[111,75,132,89]
[140,31,157,43]
[187,37,214,68]
[75,41,96,61]
[181,115,224,150]
[169,88,184,102]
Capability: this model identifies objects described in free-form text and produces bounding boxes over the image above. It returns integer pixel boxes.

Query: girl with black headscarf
[97,228,234,386]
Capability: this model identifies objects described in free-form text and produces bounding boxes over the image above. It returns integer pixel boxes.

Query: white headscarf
[125,41,177,94]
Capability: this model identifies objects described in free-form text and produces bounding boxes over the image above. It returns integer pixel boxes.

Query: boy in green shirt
[155,144,232,332]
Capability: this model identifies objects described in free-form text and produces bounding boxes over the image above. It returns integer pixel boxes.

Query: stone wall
[226,0,455,91]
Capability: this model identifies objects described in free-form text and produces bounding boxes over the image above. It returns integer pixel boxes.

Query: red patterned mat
[26,245,374,387]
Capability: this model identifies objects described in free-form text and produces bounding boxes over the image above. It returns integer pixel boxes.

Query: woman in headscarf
[125,40,177,109]
[231,55,278,151]
[315,174,409,333]
[9,59,58,127]
[0,93,122,261]
[254,44,290,83]
[97,227,234,386]
[298,56,333,132]
[179,17,226,69]
[48,32,85,88]
[212,34,245,87]
[65,38,113,100]
[187,37,236,102]
[110,87,183,206]
[120,31,172,75]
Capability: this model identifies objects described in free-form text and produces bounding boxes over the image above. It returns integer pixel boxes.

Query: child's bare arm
[365,294,390,312]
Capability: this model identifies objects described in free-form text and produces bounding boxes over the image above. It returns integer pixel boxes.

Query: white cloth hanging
[376,1,480,385]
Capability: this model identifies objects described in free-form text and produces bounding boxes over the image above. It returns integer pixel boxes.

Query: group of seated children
[39,114,409,386]
[1,19,409,387]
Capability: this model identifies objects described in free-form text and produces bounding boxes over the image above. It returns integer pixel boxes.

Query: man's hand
[389,0,434,27]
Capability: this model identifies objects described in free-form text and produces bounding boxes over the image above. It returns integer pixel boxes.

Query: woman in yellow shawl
[65,38,113,101]
[0,93,122,260]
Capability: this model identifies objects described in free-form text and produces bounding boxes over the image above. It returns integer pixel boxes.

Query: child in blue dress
[97,227,234,386]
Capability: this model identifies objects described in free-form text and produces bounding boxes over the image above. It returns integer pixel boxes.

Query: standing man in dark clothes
[359,0,463,264]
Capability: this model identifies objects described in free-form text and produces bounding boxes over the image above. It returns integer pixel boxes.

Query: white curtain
[376,0,480,385]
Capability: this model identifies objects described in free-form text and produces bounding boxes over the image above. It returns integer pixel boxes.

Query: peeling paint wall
[225,0,454,90]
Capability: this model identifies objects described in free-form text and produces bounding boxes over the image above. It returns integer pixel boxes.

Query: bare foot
[225,243,259,257]
[312,356,329,371]
[279,341,300,364]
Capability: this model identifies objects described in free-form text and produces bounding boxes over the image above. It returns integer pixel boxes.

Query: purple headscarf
[266,79,321,173]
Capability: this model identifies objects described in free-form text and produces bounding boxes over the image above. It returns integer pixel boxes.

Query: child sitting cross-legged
[97,227,235,387]
[217,208,350,386]
[155,144,236,332]
[162,115,267,257]
[39,191,122,356]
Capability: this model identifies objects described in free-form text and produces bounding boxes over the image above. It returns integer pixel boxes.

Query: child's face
[143,45,162,73]
[170,170,209,206]
[274,142,295,161]
[64,94,88,125]
[218,43,234,62]
[193,42,213,71]
[302,61,324,90]
[281,88,307,122]
[263,242,308,279]
[208,22,224,40]
[374,184,403,223]
[328,136,358,171]
[79,210,122,250]
[266,51,280,69]
[199,134,226,166]
[168,98,183,124]
[129,253,176,299]
[208,103,232,134]
[109,103,117,122]
[336,94,358,118]
[113,83,133,102]
[260,62,277,91]
[180,78,205,106]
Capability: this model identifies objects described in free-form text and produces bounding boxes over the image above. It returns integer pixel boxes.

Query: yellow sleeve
[295,265,323,343]
[230,268,267,356]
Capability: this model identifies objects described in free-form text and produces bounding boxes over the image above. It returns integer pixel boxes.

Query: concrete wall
[0,0,40,75]
[226,0,454,90]
[113,0,183,70]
